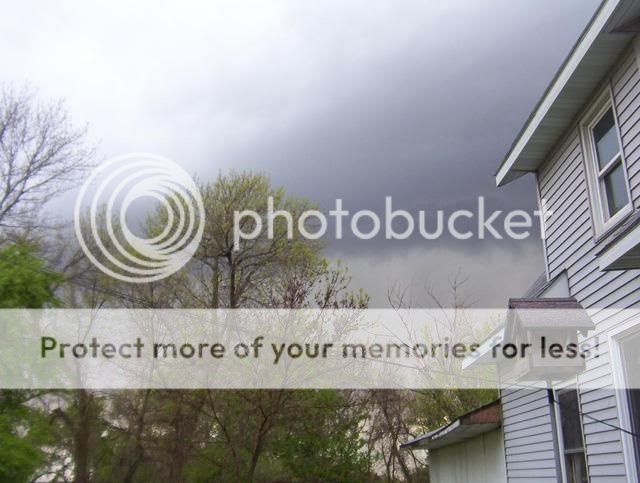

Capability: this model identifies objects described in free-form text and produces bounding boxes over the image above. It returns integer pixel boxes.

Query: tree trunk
[73,390,92,483]
[211,256,219,308]
[227,253,237,308]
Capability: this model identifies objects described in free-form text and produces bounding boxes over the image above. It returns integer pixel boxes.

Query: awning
[504,297,595,342]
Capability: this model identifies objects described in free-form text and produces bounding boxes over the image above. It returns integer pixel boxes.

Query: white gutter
[461,326,504,370]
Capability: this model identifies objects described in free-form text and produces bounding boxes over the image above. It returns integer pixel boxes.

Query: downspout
[547,384,563,483]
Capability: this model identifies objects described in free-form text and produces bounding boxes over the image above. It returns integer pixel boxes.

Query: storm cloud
[0,0,601,305]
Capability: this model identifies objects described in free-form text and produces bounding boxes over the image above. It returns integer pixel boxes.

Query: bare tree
[0,84,94,230]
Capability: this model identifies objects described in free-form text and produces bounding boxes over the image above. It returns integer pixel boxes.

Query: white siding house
[495,0,640,482]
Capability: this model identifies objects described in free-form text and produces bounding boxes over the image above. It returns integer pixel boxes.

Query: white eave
[461,325,504,370]
[496,0,640,186]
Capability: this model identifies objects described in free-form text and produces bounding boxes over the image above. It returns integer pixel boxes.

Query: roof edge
[401,399,502,450]
[495,0,618,186]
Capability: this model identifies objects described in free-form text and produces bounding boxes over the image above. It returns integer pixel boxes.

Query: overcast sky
[1,0,601,307]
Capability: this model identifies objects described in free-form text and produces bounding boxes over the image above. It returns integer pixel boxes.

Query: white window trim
[579,86,633,239]
[552,387,569,483]
[599,221,640,270]
[553,381,589,483]
[608,318,640,483]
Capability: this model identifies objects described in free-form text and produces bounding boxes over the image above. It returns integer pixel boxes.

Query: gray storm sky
[1,0,601,307]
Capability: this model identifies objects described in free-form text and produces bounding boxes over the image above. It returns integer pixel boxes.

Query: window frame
[554,385,589,483]
[609,321,640,483]
[579,86,632,238]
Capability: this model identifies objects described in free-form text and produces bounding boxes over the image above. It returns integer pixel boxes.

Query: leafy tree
[72,173,371,482]
[30,172,493,482]
[0,242,63,482]
[0,392,53,483]
[272,391,371,482]
[0,242,63,308]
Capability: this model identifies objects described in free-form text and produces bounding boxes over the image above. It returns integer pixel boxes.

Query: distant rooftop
[401,400,501,451]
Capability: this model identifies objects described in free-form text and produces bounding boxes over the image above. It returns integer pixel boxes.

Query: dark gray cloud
[208,0,598,210]
[1,0,601,305]
[182,0,599,257]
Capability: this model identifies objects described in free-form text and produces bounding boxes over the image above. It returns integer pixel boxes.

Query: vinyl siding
[528,46,640,482]
[500,388,560,482]
[429,428,507,483]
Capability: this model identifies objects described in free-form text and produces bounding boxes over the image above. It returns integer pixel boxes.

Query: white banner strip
[0,308,632,389]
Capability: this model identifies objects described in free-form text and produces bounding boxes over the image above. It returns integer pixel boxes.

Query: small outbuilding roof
[401,400,501,451]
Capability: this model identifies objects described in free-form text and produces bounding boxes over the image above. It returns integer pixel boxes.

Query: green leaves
[0,394,54,483]
[0,243,62,482]
[0,242,63,309]
[272,391,370,482]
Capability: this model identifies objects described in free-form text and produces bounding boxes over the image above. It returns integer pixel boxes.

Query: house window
[619,332,640,469]
[581,90,632,235]
[557,389,588,483]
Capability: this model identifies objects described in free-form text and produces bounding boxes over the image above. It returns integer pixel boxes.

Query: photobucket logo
[233,196,552,250]
[74,153,204,283]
